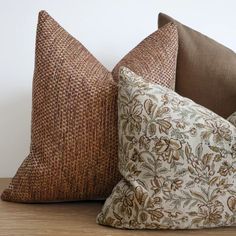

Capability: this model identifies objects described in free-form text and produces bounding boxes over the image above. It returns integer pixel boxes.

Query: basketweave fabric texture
[1,10,120,202]
[158,13,236,119]
[112,23,178,90]
[97,67,236,229]
[1,11,178,202]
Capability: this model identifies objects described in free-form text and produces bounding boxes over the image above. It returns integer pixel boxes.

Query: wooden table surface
[0,178,235,236]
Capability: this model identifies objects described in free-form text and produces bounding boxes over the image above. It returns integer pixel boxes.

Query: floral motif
[228,112,236,127]
[120,99,143,135]
[228,196,236,213]
[201,120,232,143]
[191,201,224,226]
[97,67,236,229]
[152,137,182,163]
[112,184,135,218]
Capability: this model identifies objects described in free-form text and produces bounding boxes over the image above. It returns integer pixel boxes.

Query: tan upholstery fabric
[158,13,236,118]
[1,11,178,202]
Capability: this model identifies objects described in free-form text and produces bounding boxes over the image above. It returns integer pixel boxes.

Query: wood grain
[0,178,235,236]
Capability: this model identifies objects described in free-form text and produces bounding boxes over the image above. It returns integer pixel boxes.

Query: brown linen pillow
[158,13,236,118]
[1,11,178,202]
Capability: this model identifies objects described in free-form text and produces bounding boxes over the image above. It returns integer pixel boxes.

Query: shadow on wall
[0,93,31,177]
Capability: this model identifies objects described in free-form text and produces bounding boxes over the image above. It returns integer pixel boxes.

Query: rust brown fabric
[1,11,120,202]
[1,11,178,202]
[158,13,236,118]
[113,23,178,90]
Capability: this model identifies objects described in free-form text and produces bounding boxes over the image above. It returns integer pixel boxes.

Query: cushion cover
[97,67,236,229]
[158,13,236,118]
[1,11,178,202]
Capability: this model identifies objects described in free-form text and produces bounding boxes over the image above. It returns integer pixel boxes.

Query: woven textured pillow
[112,23,178,89]
[97,67,236,229]
[158,13,236,118]
[1,11,178,202]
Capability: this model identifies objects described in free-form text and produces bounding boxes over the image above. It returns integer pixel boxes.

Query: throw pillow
[1,11,178,202]
[97,67,236,229]
[158,13,236,118]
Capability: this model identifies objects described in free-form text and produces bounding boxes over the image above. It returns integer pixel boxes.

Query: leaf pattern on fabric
[228,112,236,127]
[97,67,236,229]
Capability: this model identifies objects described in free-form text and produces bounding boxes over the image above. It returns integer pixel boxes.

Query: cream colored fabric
[97,67,236,230]
[228,112,236,127]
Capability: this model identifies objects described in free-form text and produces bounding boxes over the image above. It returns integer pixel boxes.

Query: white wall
[0,0,236,177]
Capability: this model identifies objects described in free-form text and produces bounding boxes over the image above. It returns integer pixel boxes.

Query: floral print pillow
[228,112,236,127]
[97,67,236,230]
